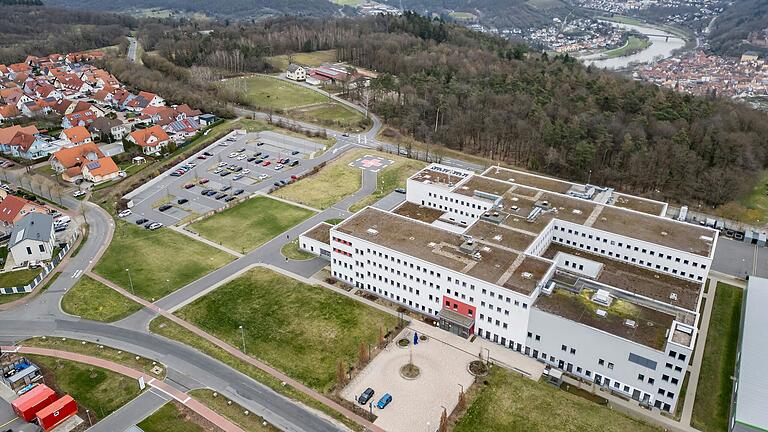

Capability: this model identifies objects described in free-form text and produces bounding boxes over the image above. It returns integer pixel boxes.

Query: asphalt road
[127,37,138,63]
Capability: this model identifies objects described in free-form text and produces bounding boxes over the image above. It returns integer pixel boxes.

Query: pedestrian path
[0,346,245,432]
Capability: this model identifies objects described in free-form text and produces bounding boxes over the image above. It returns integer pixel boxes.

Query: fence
[0,230,79,296]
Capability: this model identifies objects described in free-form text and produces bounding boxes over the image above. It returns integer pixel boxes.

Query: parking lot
[341,329,475,432]
[121,130,325,227]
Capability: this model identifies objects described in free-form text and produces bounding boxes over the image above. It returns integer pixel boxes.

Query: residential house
[0,195,47,227]
[138,91,164,107]
[6,130,57,160]
[8,212,55,265]
[81,156,119,184]
[286,64,307,81]
[0,105,20,123]
[0,125,39,154]
[61,110,97,129]
[49,143,104,183]
[88,117,127,142]
[127,125,170,155]
[60,126,92,146]
[198,114,217,126]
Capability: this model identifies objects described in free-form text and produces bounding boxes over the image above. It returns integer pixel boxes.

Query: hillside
[44,0,339,18]
[708,0,768,57]
[380,0,579,29]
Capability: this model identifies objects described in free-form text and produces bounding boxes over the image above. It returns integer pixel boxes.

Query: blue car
[376,393,392,409]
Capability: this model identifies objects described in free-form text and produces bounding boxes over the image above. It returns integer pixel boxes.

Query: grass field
[454,368,661,432]
[0,268,41,288]
[281,239,315,260]
[29,355,141,420]
[602,36,651,59]
[189,196,314,252]
[139,402,215,432]
[61,275,142,322]
[449,11,478,20]
[272,150,364,209]
[24,337,166,378]
[94,221,234,301]
[174,267,398,392]
[349,157,426,212]
[266,49,338,71]
[149,316,360,431]
[222,75,326,111]
[234,118,335,147]
[288,103,368,132]
[716,170,768,225]
[0,272,60,306]
[692,282,743,432]
[190,389,279,432]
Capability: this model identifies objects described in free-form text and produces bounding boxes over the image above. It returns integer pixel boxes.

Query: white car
[213,168,223,174]
[242,169,251,174]
[72,190,86,197]
[233,174,244,181]
[148,222,163,230]
[258,174,270,180]
[186,162,196,167]
[236,155,246,161]
[228,152,238,158]
[118,209,132,218]
[218,142,228,147]
[217,162,228,167]
[274,164,284,171]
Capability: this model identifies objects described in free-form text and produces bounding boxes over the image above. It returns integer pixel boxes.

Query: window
[638,374,645,381]
[38,244,45,252]
[608,362,614,370]
[628,353,658,370]
[561,345,567,351]
[535,335,540,341]
[678,353,686,362]
[648,378,655,384]
[598,359,605,366]
[570,348,576,355]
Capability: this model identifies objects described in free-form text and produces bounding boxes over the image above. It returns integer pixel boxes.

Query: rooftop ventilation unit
[669,292,678,301]
[521,272,533,280]
[511,206,519,212]
[526,207,543,222]
[591,289,613,307]
[661,231,669,236]
[366,228,379,235]
[596,309,607,317]
[624,319,638,329]
[542,281,555,295]
[572,209,582,215]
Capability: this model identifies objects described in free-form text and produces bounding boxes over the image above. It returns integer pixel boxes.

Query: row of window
[332,236,352,247]
[426,191,489,211]
[333,248,352,257]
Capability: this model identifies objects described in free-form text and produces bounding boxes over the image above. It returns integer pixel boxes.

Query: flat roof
[612,192,666,216]
[392,201,444,224]
[466,220,536,252]
[591,206,714,257]
[303,222,331,245]
[454,175,513,199]
[483,167,573,194]
[543,244,702,312]
[336,208,541,293]
[733,277,768,430]
[410,166,469,189]
[534,287,675,351]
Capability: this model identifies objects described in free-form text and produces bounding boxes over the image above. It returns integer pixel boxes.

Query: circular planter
[468,360,489,377]
[397,338,410,348]
[399,363,421,380]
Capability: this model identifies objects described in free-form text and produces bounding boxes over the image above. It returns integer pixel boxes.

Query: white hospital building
[300,164,718,413]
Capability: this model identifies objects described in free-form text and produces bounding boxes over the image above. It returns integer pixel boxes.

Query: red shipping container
[35,395,77,431]
[11,385,57,422]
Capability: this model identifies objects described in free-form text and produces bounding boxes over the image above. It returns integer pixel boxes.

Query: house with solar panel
[81,157,119,184]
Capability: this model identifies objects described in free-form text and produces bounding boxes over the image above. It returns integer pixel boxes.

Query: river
[579,20,687,70]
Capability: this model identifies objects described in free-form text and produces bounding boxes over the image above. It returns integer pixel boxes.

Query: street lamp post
[458,383,464,393]
[85,409,92,427]
[484,347,490,365]
[239,325,246,354]
[125,268,134,295]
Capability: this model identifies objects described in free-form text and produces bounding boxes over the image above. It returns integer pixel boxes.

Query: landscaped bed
[189,196,314,252]
[93,221,234,301]
[453,368,661,432]
[61,275,142,322]
[189,389,279,432]
[174,267,398,392]
[0,268,42,288]
[138,402,218,432]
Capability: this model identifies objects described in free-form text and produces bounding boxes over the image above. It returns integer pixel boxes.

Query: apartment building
[300,164,717,413]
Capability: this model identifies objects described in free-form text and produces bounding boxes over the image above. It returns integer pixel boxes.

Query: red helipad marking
[361,158,384,168]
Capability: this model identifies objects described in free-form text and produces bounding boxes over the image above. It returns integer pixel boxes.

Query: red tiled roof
[130,125,169,147]
[62,126,91,144]
[0,195,29,223]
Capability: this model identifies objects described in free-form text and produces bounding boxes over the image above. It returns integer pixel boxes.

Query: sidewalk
[0,346,244,432]
[86,270,383,432]
[168,225,243,257]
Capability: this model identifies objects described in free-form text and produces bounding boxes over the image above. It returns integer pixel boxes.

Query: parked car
[242,169,251,174]
[197,155,207,160]
[159,204,172,212]
[148,222,163,230]
[72,190,86,197]
[144,221,155,229]
[184,183,195,189]
[228,152,238,158]
[290,175,299,181]
[203,151,214,156]
[220,171,231,177]
[290,160,299,167]
[258,174,270,180]
[136,218,148,225]
[358,388,375,405]
[217,162,228,167]
[236,155,246,161]
[255,152,262,157]
[256,142,264,146]
[118,209,132,218]
[199,178,210,184]
[273,181,281,187]
[213,168,223,174]
[274,165,283,171]
[221,185,231,192]
[215,193,227,200]
[395,188,406,194]
[177,198,189,205]
[224,196,236,202]
[376,393,392,409]
[342,132,349,137]
[238,147,246,153]
[263,161,271,167]
[233,174,244,181]
[291,150,300,155]
[247,157,256,162]
[233,189,245,195]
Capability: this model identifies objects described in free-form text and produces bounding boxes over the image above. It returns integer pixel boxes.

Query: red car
[197,155,207,160]
[290,175,298,181]
[198,178,210,184]
[183,183,195,189]
[263,161,271,166]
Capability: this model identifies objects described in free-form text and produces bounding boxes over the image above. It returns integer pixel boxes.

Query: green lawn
[603,36,651,59]
[272,150,364,209]
[189,196,314,252]
[454,368,661,432]
[149,316,360,431]
[138,402,210,432]
[692,282,743,432]
[222,75,327,111]
[233,118,335,147]
[0,272,60,306]
[28,355,141,420]
[190,389,279,432]
[350,157,426,212]
[175,267,398,392]
[449,11,477,20]
[288,103,368,132]
[61,275,142,322]
[716,170,768,225]
[94,221,234,301]
[0,268,42,288]
[281,239,315,260]
[266,49,338,71]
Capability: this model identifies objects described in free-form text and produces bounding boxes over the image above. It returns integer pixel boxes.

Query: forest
[132,13,768,206]
[708,0,768,57]
[0,3,134,64]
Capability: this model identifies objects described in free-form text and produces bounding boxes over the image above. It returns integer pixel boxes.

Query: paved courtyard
[341,328,475,432]
[350,155,394,173]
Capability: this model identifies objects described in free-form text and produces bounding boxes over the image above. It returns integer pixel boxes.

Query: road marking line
[0,417,20,429]
[71,269,82,279]
[148,382,189,404]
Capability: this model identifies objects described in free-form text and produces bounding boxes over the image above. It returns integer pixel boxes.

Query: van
[54,216,71,225]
